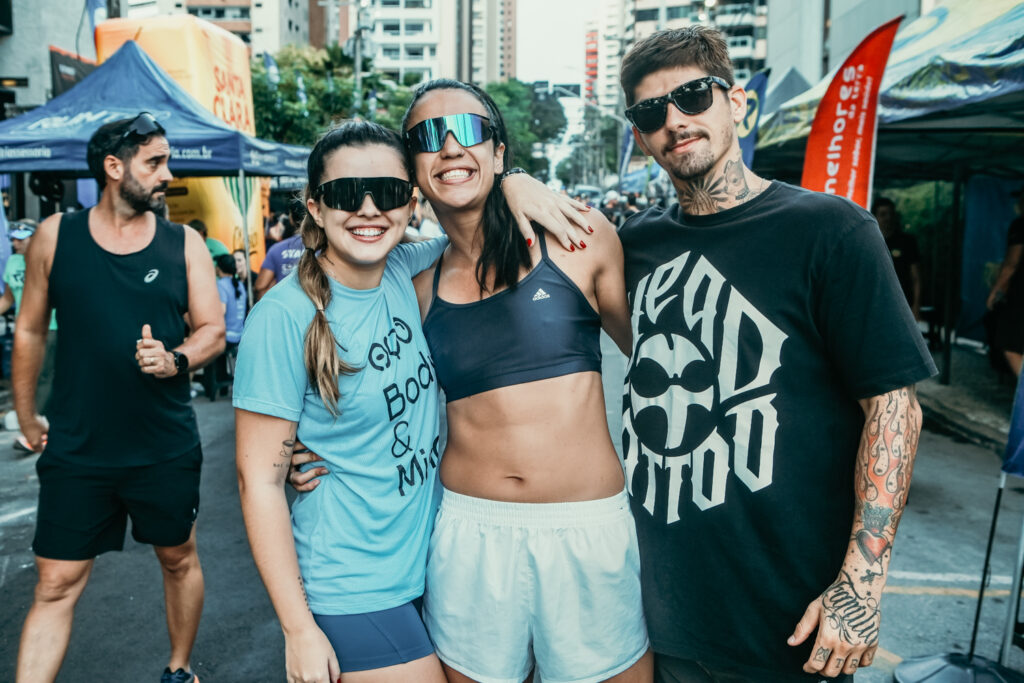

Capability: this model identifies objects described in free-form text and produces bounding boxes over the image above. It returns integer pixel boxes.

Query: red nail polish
[580,241,586,248]
[588,225,594,233]
[527,238,533,247]
[570,245,576,251]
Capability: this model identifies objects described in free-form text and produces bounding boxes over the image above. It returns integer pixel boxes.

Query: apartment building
[594,0,632,113]
[631,0,767,82]
[127,0,308,55]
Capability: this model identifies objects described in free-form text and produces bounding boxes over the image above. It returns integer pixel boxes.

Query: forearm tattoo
[273,439,295,470]
[853,386,919,568]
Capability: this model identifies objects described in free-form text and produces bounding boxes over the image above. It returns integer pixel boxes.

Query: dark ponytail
[214,253,243,299]
[402,79,531,293]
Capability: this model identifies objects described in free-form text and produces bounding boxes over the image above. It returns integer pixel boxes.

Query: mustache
[152,182,169,194]
[663,130,707,153]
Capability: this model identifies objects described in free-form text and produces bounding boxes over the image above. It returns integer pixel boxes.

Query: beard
[663,121,736,182]
[119,167,168,215]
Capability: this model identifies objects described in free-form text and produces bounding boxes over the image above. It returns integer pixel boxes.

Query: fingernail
[570,245,575,251]
[527,238,533,247]
[583,205,591,211]
[588,225,594,233]
[787,636,795,645]
[580,241,586,249]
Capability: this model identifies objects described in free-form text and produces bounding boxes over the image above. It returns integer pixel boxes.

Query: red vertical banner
[800,16,903,208]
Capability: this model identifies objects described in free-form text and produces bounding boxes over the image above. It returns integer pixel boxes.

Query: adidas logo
[532,288,551,302]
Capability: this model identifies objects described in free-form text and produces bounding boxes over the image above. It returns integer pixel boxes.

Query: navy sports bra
[423,231,603,402]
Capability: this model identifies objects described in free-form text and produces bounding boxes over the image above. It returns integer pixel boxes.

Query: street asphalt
[0,336,1023,681]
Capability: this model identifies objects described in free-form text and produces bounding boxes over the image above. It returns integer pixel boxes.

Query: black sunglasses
[313,177,414,212]
[110,112,166,155]
[625,76,732,133]
[404,113,494,154]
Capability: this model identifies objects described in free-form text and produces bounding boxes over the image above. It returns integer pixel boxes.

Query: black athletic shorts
[32,445,202,560]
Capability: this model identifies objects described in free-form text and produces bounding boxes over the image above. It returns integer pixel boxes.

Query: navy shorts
[313,600,435,673]
[32,445,202,560]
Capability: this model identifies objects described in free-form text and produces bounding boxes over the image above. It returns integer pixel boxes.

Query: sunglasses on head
[625,76,732,134]
[405,113,494,154]
[111,112,166,155]
[313,177,414,212]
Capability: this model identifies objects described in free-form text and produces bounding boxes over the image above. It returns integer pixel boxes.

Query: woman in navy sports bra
[403,81,652,683]
[290,83,651,682]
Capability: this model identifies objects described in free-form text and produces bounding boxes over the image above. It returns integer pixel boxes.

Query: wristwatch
[172,351,189,375]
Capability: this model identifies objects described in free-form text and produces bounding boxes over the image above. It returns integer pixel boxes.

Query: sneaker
[161,668,199,683]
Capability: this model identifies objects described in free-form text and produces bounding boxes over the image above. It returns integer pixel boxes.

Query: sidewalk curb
[919,391,1008,456]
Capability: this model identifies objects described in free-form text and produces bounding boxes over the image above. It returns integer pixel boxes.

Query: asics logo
[532,288,550,302]
[144,269,159,283]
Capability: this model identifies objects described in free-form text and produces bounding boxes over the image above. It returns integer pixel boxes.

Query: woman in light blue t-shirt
[234,122,450,683]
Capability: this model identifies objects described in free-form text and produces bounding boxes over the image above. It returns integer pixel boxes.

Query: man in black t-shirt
[617,27,935,681]
[13,115,224,683]
[987,189,1024,376]
[873,197,922,320]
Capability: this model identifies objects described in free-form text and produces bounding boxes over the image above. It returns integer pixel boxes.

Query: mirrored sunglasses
[313,177,414,212]
[625,76,731,134]
[405,113,494,154]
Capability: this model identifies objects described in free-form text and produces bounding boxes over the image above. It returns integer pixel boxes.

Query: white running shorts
[423,487,650,683]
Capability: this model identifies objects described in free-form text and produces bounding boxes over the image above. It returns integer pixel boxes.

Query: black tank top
[423,231,602,402]
[46,209,199,466]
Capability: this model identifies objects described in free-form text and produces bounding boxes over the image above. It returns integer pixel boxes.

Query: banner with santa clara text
[800,16,902,209]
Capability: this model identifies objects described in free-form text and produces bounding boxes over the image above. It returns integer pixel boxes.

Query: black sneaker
[161,668,199,683]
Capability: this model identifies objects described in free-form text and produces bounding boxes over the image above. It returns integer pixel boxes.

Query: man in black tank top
[12,114,225,683]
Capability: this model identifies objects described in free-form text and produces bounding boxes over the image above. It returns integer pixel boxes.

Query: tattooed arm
[236,409,341,683]
[788,385,921,678]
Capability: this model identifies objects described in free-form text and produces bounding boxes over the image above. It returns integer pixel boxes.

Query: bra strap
[430,249,445,299]
[536,229,550,261]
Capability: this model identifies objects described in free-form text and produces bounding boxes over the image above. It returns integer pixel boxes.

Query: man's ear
[103,154,123,183]
[728,84,747,125]
[632,127,653,157]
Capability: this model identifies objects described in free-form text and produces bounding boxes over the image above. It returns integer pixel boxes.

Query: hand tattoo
[822,570,881,645]
[814,647,831,663]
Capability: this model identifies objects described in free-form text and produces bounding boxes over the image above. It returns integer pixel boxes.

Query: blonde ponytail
[297,196,359,417]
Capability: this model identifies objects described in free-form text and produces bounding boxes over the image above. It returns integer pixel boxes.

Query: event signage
[800,16,902,209]
[738,69,769,168]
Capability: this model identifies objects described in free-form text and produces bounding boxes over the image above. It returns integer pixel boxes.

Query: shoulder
[26,213,62,266]
[578,209,622,261]
[250,275,314,324]
[617,204,675,246]
[768,182,875,226]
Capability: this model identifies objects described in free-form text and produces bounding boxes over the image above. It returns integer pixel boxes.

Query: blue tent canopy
[0,41,308,177]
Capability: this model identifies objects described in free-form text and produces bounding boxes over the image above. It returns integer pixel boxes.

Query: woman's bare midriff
[439,371,625,503]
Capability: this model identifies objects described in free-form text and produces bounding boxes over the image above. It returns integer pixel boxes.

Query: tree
[484,79,567,177]
[251,45,414,146]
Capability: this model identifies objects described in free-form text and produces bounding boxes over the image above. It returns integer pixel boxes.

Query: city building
[631,0,767,83]
[341,0,515,88]
[584,20,598,102]
[126,0,309,55]
[595,0,633,113]
[0,0,96,112]
[766,0,925,86]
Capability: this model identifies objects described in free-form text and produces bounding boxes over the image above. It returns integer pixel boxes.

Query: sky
[515,0,592,87]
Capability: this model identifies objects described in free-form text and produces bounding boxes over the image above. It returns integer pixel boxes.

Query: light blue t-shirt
[217,276,247,344]
[233,237,447,615]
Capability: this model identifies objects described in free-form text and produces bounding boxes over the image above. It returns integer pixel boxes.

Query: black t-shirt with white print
[619,181,936,679]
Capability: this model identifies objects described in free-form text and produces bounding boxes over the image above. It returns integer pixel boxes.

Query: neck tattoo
[677,152,767,216]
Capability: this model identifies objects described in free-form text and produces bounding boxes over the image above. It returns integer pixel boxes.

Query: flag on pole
[800,16,903,209]
[737,69,769,168]
[263,52,280,89]
[618,122,634,187]
[1003,371,1024,476]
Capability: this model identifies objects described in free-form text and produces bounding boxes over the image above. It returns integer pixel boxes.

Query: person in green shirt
[187,218,229,260]
[0,219,57,452]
